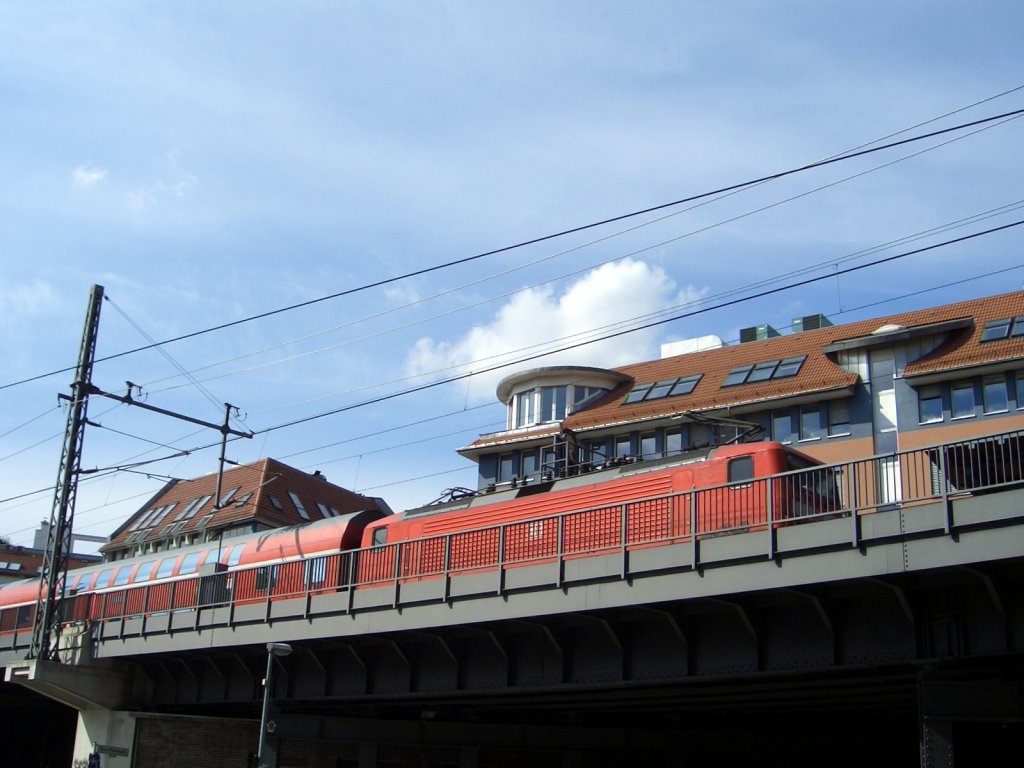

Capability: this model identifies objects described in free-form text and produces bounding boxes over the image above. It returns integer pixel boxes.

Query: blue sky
[1,2,1022,551]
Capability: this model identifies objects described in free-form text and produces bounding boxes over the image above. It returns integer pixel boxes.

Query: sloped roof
[465,290,1024,449]
[102,458,390,552]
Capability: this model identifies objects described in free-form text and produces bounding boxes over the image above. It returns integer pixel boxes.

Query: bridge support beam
[5,659,136,767]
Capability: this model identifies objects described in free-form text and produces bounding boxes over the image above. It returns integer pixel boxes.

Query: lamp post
[257,642,293,768]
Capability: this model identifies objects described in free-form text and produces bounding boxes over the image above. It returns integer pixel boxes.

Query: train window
[179,552,203,575]
[372,528,388,546]
[305,557,327,586]
[112,565,133,587]
[256,565,278,592]
[727,456,755,483]
[155,557,177,580]
[227,547,244,567]
[133,562,156,583]
[65,574,82,594]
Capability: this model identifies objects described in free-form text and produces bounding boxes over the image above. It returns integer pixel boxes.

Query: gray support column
[920,717,954,768]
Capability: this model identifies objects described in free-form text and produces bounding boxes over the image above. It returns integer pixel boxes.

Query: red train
[0,441,840,641]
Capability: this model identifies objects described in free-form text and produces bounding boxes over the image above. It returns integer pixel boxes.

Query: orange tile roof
[466,290,1024,446]
[102,458,389,552]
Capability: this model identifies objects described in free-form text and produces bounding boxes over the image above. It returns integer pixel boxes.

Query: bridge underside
[122,551,1024,766]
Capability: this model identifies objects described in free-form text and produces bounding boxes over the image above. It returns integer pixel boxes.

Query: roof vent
[872,323,905,335]
[739,324,780,343]
[792,314,833,333]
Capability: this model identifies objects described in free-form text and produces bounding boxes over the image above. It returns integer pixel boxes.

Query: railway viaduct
[2,473,1023,767]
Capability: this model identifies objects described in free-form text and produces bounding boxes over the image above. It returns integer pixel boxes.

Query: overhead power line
[145,217,1016,456]
[3,106,1022,395]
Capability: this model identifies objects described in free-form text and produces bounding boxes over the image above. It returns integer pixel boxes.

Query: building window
[614,435,631,459]
[514,389,536,427]
[1017,373,1024,409]
[540,386,568,422]
[799,405,822,440]
[981,318,1012,341]
[772,410,791,443]
[623,375,702,404]
[774,357,806,378]
[951,381,976,419]
[521,450,539,479]
[497,454,516,482]
[918,384,943,424]
[640,432,657,459]
[541,447,556,476]
[747,360,779,383]
[828,400,851,436]
[669,375,702,396]
[288,491,310,520]
[983,376,1008,414]
[664,428,682,456]
[723,365,754,386]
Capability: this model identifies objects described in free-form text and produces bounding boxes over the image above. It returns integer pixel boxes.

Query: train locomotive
[0,441,840,641]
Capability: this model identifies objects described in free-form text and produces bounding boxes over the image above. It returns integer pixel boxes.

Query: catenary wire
[145,115,1024,402]
[2,105,1022,395]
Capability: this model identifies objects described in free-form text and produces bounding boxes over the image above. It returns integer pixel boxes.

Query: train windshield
[786,452,843,514]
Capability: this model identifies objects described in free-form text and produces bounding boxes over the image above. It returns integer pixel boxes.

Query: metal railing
[2,428,1022,651]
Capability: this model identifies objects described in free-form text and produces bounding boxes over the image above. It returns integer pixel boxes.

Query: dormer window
[508,384,607,428]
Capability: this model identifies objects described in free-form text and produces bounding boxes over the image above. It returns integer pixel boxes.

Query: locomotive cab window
[727,455,755,484]
[371,527,388,547]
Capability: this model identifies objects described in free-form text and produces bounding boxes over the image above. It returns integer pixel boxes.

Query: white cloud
[72,164,107,189]
[0,280,59,318]
[405,258,701,403]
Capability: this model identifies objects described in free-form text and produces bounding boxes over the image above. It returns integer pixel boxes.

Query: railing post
[940,446,954,537]
[346,552,357,614]
[443,536,452,603]
[392,543,403,608]
[690,490,700,572]
[850,461,862,550]
[497,525,506,595]
[620,503,629,579]
[556,515,565,589]
[767,477,776,562]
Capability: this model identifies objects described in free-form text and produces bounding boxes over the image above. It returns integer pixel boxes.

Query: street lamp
[257,642,293,768]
